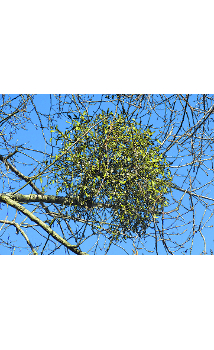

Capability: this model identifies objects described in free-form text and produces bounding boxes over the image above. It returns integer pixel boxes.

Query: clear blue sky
[1,3,214,350]
[1,94,213,255]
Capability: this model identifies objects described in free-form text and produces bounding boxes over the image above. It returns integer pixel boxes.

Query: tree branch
[1,193,109,208]
[0,194,88,255]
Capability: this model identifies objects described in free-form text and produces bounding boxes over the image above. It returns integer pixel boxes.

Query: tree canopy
[1,94,214,255]
[46,109,172,241]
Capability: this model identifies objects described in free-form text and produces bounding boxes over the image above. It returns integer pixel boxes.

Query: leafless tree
[1,94,214,255]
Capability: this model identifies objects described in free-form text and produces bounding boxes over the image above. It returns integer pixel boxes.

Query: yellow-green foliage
[48,110,172,237]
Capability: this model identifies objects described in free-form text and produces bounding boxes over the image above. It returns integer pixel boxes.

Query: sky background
[1,94,214,255]
[1,1,214,349]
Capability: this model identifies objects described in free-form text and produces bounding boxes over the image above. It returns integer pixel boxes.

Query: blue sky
[1,94,214,255]
[1,3,214,349]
